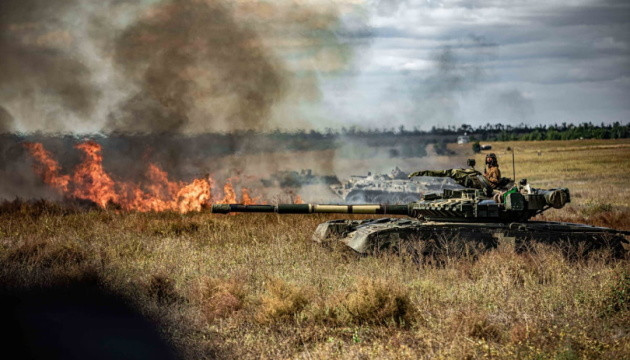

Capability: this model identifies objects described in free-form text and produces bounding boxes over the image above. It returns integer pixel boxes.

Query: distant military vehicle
[260,169,340,189]
[330,167,464,204]
[213,161,629,257]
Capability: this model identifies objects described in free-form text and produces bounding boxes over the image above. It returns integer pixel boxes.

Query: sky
[318,0,630,130]
[0,0,628,133]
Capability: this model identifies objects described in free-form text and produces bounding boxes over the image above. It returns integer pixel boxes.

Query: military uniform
[484,166,501,189]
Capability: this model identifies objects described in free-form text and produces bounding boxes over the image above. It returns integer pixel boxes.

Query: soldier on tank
[408,153,510,194]
[483,153,501,189]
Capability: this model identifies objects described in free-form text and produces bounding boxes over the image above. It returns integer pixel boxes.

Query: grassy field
[1,139,629,359]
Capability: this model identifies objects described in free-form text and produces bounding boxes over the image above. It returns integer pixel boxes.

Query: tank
[212,170,629,258]
[330,167,464,204]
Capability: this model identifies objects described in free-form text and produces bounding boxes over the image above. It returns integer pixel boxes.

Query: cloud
[318,0,630,129]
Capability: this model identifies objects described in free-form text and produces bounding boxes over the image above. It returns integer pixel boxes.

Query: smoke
[0,0,101,131]
[0,0,360,134]
[0,107,14,133]
[105,0,287,133]
[409,35,496,126]
[0,0,369,202]
[485,89,535,124]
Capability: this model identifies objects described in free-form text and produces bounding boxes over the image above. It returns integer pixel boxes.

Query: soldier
[408,155,511,196]
[484,153,501,189]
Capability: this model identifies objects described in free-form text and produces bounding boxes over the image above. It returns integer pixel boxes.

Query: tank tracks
[313,218,630,258]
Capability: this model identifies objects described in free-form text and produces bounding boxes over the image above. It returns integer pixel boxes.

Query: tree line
[244,121,630,141]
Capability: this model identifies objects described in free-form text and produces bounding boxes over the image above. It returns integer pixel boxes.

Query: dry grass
[1,139,629,359]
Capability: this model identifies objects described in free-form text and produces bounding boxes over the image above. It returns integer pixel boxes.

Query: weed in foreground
[192,276,248,322]
[255,279,310,324]
[602,269,630,316]
[333,277,414,327]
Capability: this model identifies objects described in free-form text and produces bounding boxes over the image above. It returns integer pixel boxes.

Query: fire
[72,141,119,207]
[241,188,263,205]
[22,143,70,192]
[23,141,278,213]
[221,181,237,204]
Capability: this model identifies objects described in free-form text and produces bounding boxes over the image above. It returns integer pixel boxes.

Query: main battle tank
[330,167,464,204]
[212,165,629,257]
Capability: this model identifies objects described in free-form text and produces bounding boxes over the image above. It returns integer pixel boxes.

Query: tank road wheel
[366,230,426,264]
[346,223,502,263]
[417,228,498,264]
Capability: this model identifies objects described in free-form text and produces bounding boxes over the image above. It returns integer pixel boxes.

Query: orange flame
[23,143,70,192]
[71,141,119,207]
[23,141,288,213]
[221,181,237,204]
[241,188,264,205]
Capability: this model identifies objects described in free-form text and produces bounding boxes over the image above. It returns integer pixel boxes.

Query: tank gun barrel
[211,203,410,215]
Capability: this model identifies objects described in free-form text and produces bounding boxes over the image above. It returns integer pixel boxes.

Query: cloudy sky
[0,0,628,133]
[317,0,630,130]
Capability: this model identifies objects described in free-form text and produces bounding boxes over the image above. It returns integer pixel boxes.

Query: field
[1,139,629,359]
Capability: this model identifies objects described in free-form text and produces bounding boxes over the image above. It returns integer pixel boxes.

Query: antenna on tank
[511,147,516,181]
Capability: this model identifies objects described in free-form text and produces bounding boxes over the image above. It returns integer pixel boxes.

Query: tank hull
[313,218,629,258]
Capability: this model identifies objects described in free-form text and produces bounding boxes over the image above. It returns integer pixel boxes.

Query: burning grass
[22,141,271,213]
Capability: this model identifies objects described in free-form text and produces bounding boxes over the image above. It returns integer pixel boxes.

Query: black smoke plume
[106,0,287,133]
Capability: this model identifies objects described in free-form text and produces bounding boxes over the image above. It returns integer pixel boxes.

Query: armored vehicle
[260,169,340,189]
[330,167,464,204]
[213,163,629,257]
